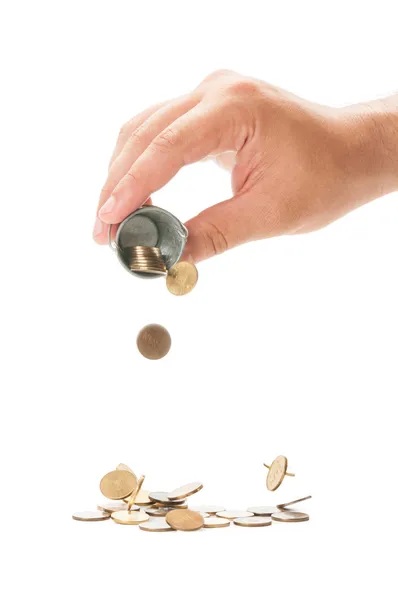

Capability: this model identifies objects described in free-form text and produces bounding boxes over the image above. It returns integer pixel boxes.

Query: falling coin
[264,456,295,491]
[271,511,309,523]
[136,324,171,360]
[203,516,231,529]
[168,482,203,501]
[189,505,225,515]
[277,496,312,509]
[247,506,279,516]
[126,475,145,510]
[72,511,110,522]
[139,518,175,532]
[116,463,137,477]
[166,509,204,532]
[166,262,198,296]
[216,510,254,520]
[234,516,272,527]
[148,492,186,506]
[100,470,137,500]
[111,510,150,525]
[97,501,138,513]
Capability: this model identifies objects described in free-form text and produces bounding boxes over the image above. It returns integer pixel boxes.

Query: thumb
[182,192,258,263]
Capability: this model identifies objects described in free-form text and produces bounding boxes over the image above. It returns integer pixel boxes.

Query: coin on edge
[189,505,225,515]
[203,516,231,529]
[266,455,288,491]
[168,482,204,501]
[272,511,309,523]
[234,516,272,527]
[72,511,110,522]
[166,262,198,296]
[216,510,254,520]
[247,506,279,516]
[277,496,312,509]
[100,469,137,500]
[166,509,204,532]
[136,324,171,360]
[97,501,138,513]
[111,510,150,525]
[139,518,175,532]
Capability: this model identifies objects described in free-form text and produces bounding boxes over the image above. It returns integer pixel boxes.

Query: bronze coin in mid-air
[265,456,289,491]
[166,262,198,296]
[72,510,110,522]
[271,511,309,523]
[100,469,138,500]
[126,475,145,510]
[168,482,203,501]
[277,496,312,509]
[139,518,175,532]
[216,510,254,520]
[136,324,171,360]
[116,463,137,477]
[247,506,279,516]
[166,509,204,531]
[111,510,150,525]
[203,516,231,528]
[234,516,272,527]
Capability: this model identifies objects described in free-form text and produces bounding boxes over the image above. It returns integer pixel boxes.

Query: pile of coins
[126,245,167,275]
[72,457,311,532]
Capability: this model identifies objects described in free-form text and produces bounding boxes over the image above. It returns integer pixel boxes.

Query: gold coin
[72,510,110,522]
[134,489,153,506]
[111,510,149,525]
[166,509,204,532]
[234,516,272,527]
[216,510,254,520]
[271,511,309,523]
[247,506,279,516]
[189,505,225,515]
[100,469,137,500]
[203,516,231,528]
[166,262,198,296]
[148,492,186,505]
[126,475,145,510]
[168,482,203,501]
[139,518,175,532]
[116,463,137,477]
[136,324,171,360]
[97,501,139,513]
[266,455,288,491]
[276,496,312,509]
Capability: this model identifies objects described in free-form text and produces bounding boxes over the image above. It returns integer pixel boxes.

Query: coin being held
[203,516,230,529]
[247,506,279,516]
[166,509,204,531]
[72,511,110,522]
[139,518,175,532]
[111,510,149,525]
[234,516,272,527]
[137,324,171,360]
[100,470,137,500]
[166,262,198,296]
[272,511,309,523]
[168,482,203,501]
[216,510,254,520]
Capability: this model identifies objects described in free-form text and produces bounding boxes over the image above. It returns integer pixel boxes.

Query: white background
[1,1,397,598]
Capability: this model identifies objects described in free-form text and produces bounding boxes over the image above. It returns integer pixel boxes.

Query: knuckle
[225,78,261,98]
[151,127,180,154]
[203,69,235,83]
[199,221,229,256]
[118,121,131,139]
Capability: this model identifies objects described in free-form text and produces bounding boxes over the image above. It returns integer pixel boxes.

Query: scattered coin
[136,324,171,360]
[97,501,138,513]
[166,509,204,532]
[247,506,279,516]
[234,516,272,527]
[271,511,309,523]
[145,507,173,517]
[139,518,175,532]
[134,489,153,506]
[189,505,225,515]
[277,496,312,509]
[148,492,186,506]
[168,482,203,501]
[264,455,295,491]
[216,510,254,520]
[111,510,150,525]
[166,262,198,296]
[203,516,231,529]
[72,510,110,522]
[100,469,138,500]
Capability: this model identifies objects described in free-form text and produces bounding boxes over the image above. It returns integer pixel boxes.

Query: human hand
[94,70,398,262]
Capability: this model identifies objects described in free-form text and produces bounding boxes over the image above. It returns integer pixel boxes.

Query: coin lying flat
[72,511,110,522]
[271,511,309,523]
[234,516,272,527]
[216,510,254,520]
[203,516,231,529]
[166,509,204,532]
[134,489,153,506]
[168,482,203,501]
[136,324,171,360]
[166,262,198,296]
[148,492,186,506]
[100,470,137,500]
[266,456,288,491]
[277,496,312,509]
[247,506,279,516]
[139,518,175,532]
[97,501,138,513]
[111,510,150,525]
[189,505,225,515]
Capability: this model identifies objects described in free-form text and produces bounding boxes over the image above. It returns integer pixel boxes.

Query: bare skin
[94,70,398,262]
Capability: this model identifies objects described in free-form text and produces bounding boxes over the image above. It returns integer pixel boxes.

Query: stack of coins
[126,246,167,275]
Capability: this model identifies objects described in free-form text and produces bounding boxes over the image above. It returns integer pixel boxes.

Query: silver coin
[148,491,186,505]
[168,482,203,501]
[272,511,309,523]
[139,518,175,532]
[234,516,272,527]
[216,510,254,520]
[189,505,225,515]
[203,516,231,529]
[247,506,279,516]
[97,501,138,513]
[276,496,312,509]
[72,510,110,522]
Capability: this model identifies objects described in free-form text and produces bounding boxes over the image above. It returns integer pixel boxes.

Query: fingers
[99,102,246,225]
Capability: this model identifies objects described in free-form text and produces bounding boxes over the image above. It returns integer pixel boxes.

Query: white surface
[1,1,397,599]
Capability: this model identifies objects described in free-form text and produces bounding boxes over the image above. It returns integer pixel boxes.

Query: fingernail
[93,216,104,238]
[99,195,116,216]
